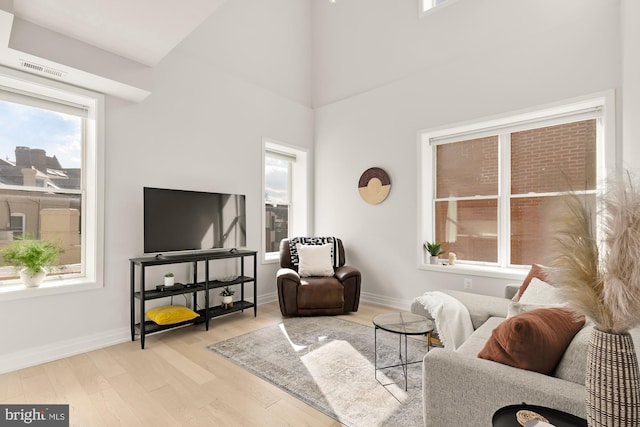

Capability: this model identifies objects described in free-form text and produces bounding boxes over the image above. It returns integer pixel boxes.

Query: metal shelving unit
[130,249,257,349]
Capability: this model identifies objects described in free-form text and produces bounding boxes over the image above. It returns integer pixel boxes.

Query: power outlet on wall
[463,278,473,290]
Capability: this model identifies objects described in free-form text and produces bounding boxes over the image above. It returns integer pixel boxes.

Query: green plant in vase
[220,286,235,308]
[424,241,446,265]
[164,272,174,287]
[2,239,61,287]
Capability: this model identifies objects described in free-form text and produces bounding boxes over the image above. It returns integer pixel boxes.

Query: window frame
[9,213,25,240]
[418,91,616,279]
[264,149,293,256]
[420,0,459,17]
[262,138,309,264]
[0,65,105,301]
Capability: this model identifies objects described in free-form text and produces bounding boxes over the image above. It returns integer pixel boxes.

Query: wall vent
[19,60,67,79]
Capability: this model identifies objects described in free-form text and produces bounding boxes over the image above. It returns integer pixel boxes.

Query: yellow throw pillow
[146,305,199,325]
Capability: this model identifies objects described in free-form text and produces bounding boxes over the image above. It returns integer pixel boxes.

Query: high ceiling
[12,0,228,66]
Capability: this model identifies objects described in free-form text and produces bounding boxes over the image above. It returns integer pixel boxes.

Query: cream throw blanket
[416,291,474,350]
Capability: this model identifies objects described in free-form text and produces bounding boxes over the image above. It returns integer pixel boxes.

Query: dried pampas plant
[548,171,640,334]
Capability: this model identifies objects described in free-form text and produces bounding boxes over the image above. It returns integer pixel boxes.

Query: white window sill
[0,277,101,302]
[263,252,280,264]
[419,262,528,281]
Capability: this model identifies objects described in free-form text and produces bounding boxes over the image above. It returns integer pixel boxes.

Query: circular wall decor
[358,167,391,204]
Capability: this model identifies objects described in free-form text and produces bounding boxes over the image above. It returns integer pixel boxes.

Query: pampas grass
[548,171,640,334]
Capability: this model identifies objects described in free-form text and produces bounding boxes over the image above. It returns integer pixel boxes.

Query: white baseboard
[0,327,130,375]
[360,291,414,311]
[255,291,278,305]
[0,291,410,374]
[257,290,410,311]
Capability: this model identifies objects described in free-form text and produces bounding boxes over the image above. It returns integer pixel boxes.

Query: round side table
[372,311,433,391]
[492,404,587,427]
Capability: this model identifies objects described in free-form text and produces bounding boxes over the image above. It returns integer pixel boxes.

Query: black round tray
[492,404,587,427]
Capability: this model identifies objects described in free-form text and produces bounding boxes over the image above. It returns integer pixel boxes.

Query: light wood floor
[0,302,399,427]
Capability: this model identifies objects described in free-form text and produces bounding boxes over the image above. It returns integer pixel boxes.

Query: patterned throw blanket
[289,237,339,268]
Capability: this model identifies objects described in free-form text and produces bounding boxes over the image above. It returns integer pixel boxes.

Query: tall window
[263,139,308,261]
[0,67,103,291]
[420,94,614,271]
[264,151,292,254]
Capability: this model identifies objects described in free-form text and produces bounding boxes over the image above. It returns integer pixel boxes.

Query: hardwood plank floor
[0,302,403,427]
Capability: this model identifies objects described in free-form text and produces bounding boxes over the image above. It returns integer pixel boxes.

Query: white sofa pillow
[296,243,335,277]
[518,277,564,305]
[507,301,567,318]
[508,277,567,317]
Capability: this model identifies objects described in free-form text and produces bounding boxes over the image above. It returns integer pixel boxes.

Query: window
[419,93,615,274]
[421,0,455,15]
[263,139,308,262]
[9,213,25,240]
[265,152,291,254]
[0,66,104,297]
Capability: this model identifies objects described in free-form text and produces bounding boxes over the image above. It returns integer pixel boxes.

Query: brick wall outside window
[434,119,596,266]
[511,120,597,194]
[436,136,498,198]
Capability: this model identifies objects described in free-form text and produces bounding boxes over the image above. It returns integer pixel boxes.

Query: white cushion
[507,301,567,318]
[509,277,567,317]
[518,277,561,305]
[296,243,334,277]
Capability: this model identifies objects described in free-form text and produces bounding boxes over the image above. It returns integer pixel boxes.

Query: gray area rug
[208,316,428,427]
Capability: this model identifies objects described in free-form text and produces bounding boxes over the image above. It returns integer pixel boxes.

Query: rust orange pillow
[513,264,549,302]
[478,308,585,375]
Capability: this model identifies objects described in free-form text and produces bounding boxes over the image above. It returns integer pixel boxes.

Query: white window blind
[429,107,602,146]
[0,85,89,118]
[265,148,297,163]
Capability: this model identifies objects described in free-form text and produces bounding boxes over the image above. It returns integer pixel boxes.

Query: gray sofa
[410,287,640,426]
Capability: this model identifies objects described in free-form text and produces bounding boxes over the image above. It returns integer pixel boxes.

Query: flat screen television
[144,187,246,255]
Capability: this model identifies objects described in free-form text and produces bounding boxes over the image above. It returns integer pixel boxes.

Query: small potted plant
[2,239,61,287]
[219,286,235,308]
[164,272,175,287]
[424,241,446,265]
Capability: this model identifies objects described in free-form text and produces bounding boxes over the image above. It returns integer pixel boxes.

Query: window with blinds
[419,95,614,270]
[0,67,104,291]
[264,148,293,254]
[263,139,308,260]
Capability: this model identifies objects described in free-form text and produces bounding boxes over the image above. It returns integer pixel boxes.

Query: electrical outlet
[463,278,472,290]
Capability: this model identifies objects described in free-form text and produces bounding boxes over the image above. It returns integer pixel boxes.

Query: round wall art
[358,167,391,204]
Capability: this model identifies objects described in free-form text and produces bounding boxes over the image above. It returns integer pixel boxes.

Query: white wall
[312,0,622,303]
[178,0,311,107]
[622,0,640,162]
[1,0,635,374]
[0,0,313,373]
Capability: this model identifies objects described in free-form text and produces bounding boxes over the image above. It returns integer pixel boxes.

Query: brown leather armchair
[277,238,361,316]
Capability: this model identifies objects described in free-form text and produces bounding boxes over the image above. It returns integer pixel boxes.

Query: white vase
[20,267,47,287]
[586,328,640,426]
[430,256,439,265]
[164,276,174,287]
[222,295,233,305]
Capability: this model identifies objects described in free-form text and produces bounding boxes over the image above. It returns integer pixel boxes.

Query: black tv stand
[130,249,258,349]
